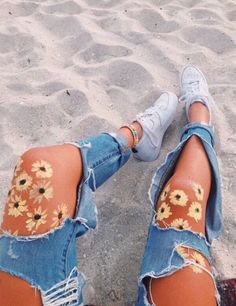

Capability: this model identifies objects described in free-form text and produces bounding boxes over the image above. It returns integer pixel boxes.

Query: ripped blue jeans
[0,133,131,306]
[0,123,222,305]
[136,122,222,306]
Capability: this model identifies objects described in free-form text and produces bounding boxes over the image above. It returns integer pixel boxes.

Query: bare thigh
[0,144,82,306]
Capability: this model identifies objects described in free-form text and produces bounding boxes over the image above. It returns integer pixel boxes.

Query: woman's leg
[149,102,217,306]
[0,123,141,306]
[147,64,219,306]
[0,91,177,305]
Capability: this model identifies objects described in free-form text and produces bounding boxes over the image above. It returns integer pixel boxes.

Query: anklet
[121,124,139,146]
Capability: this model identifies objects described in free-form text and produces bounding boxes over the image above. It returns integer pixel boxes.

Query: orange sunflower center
[34,214,41,220]
[14,202,19,208]
[20,179,26,185]
[39,188,45,194]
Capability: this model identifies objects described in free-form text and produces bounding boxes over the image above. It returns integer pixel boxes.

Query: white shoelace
[137,105,162,123]
[179,80,203,102]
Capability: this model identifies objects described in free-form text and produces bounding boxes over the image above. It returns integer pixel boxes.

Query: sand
[0,0,235,305]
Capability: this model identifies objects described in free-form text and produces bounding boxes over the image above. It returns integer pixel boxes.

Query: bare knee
[156,177,207,234]
[1,144,82,236]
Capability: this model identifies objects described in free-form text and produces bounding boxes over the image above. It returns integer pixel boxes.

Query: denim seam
[91,150,121,170]
[64,227,76,276]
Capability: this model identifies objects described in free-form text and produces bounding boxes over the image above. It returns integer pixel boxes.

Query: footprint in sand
[37,81,68,96]
[177,0,201,8]
[58,89,91,118]
[0,32,35,54]
[5,103,64,143]
[182,26,235,54]
[35,13,82,39]
[227,9,236,21]
[84,0,127,9]
[107,60,154,92]
[59,31,93,57]
[78,43,132,64]
[42,1,82,15]
[129,9,179,33]
[0,2,38,17]
[17,68,52,83]
[7,83,33,94]
[70,115,113,139]
[189,8,221,24]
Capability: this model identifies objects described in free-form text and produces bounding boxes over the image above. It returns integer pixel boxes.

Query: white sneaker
[179,65,212,123]
[134,92,178,162]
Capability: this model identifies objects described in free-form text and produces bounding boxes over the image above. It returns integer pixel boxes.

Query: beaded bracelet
[121,124,139,146]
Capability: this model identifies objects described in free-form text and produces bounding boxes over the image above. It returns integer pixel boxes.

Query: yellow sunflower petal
[160,184,171,201]
[171,218,191,230]
[176,245,188,258]
[29,180,53,204]
[51,203,68,227]
[192,182,204,201]
[156,202,172,221]
[31,160,53,178]
[15,171,32,192]
[188,202,202,222]
[8,195,28,217]
[189,264,203,274]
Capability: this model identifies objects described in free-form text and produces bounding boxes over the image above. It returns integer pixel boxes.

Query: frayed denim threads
[136,122,222,306]
[0,133,131,306]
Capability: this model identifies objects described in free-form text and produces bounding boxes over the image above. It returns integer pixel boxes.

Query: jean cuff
[180,122,215,147]
[106,132,132,166]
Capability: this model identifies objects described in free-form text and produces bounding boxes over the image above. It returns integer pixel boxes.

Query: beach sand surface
[0,0,235,305]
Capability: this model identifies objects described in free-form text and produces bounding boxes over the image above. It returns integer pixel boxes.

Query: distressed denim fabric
[136,122,222,306]
[0,133,131,306]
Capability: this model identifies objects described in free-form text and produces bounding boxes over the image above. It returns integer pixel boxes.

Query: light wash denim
[0,133,131,306]
[0,123,222,306]
[136,122,222,306]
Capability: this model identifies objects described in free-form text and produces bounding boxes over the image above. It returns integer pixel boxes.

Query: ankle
[188,102,210,124]
[119,122,143,148]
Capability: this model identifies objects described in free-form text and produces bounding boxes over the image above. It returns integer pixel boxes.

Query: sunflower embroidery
[14,158,23,175]
[51,203,68,227]
[30,181,53,204]
[189,251,206,274]
[192,182,204,201]
[156,202,172,221]
[169,190,188,206]
[15,171,33,192]
[171,218,191,230]
[8,195,28,217]
[188,202,202,222]
[160,184,170,201]
[31,160,53,178]
[176,245,188,258]
[26,206,47,232]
